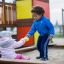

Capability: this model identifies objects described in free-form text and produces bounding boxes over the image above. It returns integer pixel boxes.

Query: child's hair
[31,6,45,16]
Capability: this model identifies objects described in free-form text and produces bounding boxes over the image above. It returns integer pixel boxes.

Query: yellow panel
[34,31,40,46]
[16,0,32,19]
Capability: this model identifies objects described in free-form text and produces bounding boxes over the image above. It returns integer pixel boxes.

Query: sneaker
[40,58,48,61]
[36,56,41,59]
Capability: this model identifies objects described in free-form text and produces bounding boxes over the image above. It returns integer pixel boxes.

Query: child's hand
[48,36,53,41]
[23,36,29,42]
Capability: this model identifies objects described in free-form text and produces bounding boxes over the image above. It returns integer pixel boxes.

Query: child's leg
[16,54,31,60]
[40,35,49,60]
[37,36,43,58]
[44,38,49,59]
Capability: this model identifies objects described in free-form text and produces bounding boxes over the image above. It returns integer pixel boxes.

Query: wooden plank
[16,19,33,26]
[16,45,36,53]
[37,0,49,3]
[0,58,43,64]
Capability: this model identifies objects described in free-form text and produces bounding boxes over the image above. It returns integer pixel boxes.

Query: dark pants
[37,34,49,59]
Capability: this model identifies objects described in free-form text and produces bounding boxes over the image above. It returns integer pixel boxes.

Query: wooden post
[10,5,13,24]
[6,6,9,24]
[2,2,5,24]
[2,0,6,24]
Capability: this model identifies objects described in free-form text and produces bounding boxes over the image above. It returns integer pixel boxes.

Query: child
[0,31,30,60]
[23,6,55,61]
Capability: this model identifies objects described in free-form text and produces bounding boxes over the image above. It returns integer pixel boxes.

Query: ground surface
[23,48,64,64]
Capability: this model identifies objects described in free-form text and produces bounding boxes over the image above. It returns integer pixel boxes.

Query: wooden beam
[16,45,36,53]
[16,19,33,26]
[0,1,16,5]
[37,0,49,3]
[0,58,43,64]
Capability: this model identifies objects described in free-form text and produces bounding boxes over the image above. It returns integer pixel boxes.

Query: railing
[0,1,16,26]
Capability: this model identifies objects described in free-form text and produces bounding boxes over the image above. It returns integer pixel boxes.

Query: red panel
[17,26,34,47]
[32,0,50,18]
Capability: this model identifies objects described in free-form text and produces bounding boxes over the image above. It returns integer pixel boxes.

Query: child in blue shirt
[24,6,55,61]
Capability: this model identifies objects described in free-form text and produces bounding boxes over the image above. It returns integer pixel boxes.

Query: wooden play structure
[0,0,50,64]
[0,0,50,47]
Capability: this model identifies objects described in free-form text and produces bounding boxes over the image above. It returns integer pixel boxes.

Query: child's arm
[9,37,29,49]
